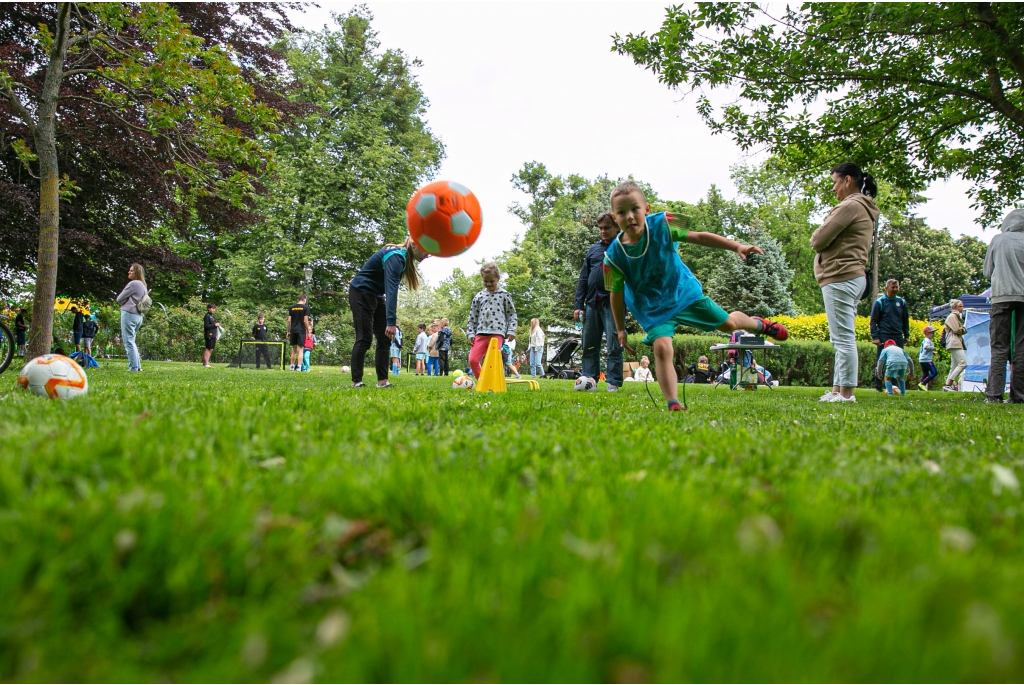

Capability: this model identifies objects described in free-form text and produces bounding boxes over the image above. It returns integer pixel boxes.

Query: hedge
[624,333,949,388]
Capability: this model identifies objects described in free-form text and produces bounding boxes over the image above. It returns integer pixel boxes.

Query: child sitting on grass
[603,181,788,411]
[877,339,911,395]
[467,262,517,379]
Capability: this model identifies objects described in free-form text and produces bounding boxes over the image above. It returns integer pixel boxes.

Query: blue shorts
[642,296,730,344]
[885,363,907,379]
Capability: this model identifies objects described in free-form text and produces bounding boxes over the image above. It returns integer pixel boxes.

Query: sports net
[227,340,285,370]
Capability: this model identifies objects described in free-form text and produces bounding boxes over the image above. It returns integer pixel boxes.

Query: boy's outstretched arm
[686,231,764,260]
[610,292,634,355]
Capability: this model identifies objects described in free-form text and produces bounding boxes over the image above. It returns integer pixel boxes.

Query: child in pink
[467,262,518,378]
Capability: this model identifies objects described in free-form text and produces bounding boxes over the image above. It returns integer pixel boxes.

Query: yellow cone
[475,337,507,393]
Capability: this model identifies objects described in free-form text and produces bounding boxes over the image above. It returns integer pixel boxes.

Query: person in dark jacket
[71,306,85,353]
[348,236,429,388]
[252,314,272,369]
[202,303,221,368]
[869,279,910,391]
[15,307,28,357]
[574,213,623,391]
[81,316,99,357]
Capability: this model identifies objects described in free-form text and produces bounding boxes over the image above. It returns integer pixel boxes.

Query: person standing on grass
[942,299,967,391]
[252,314,272,370]
[301,323,315,372]
[115,263,147,372]
[918,326,938,391]
[202,303,221,368]
[348,237,430,388]
[389,323,404,375]
[575,212,624,392]
[427,323,440,376]
[603,181,788,412]
[286,294,311,372]
[870,279,910,392]
[71,306,85,353]
[82,315,98,357]
[984,208,1024,404]
[437,318,452,376]
[15,307,28,357]
[413,323,428,375]
[528,318,546,377]
[811,162,879,404]
[467,262,518,379]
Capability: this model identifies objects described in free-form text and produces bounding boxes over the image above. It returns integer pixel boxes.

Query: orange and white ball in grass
[406,180,482,257]
[16,354,89,399]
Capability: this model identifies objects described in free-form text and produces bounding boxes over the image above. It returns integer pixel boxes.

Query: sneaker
[351,382,366,388]
[203,364,211,368]
[819,391,839,402]
[667,400,686,411]
[985,397,1003,404]
[918,383,928,392]
[754,317,789,341]
[606,384,619,393]
[835,394,857,403]
[376,382,394,389]
[942,385,955,392]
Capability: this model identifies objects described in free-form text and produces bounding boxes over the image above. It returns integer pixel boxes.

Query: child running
[466,262,518,378]
[602,181,789,411]
[918,326,937,391]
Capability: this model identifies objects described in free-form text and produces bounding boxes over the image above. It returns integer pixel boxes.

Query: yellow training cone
[475,337,507,393]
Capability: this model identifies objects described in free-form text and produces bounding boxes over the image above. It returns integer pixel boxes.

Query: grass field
[2,362,1023,682]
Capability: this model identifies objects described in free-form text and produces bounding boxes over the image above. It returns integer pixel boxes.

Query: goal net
[227,340,286,370]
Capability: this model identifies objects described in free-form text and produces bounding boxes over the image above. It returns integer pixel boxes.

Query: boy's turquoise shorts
[884,363,907,380]
[642,296,730,344]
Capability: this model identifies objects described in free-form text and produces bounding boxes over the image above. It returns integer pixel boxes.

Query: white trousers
[821,276,865,388]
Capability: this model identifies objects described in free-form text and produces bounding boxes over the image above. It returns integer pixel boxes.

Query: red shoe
[754,317,789,342]
[668,400,687,411]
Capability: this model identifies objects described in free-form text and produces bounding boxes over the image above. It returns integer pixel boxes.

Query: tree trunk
[25,3,70,360]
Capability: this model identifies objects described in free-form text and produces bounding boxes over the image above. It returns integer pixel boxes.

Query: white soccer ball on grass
[340,365,351,373]
[16,355,89,400]
[574,376,597,392]
[452,375,475,390]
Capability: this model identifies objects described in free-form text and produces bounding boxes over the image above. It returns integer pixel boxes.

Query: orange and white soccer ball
[16,355,89,399]
[452,374,475,390]
[406,180,483,257]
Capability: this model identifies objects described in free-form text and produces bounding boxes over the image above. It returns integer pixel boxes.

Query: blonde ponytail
[384,237,421,291]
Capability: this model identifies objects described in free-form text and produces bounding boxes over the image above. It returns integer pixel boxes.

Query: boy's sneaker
[754,317,789,341]
[942,385,955,392]
[819,391,839,402]
[376,382,394,389]
[667,399,686,411]
[606,385,619,393]
[918,383,928,391]
[836,394,857,403]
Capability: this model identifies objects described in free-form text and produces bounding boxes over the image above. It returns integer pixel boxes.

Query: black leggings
[439,349,449,375]
[349,288,390,384]
[255,343,272,369]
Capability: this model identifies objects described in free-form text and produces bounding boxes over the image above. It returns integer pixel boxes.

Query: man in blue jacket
[574,212,623,391]
[869,279,910,391]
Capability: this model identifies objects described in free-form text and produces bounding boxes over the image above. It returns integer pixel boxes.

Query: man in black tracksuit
[869,279,910,391]
[574,212,623,390]
[252,314,272,369]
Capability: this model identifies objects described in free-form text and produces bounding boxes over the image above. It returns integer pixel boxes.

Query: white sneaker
[942,385,955,392]
[606,385,619,393]
[819,391,839,402]
[836,394,857,403]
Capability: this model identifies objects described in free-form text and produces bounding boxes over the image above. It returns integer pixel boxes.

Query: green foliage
[708,228,795,317]
[613,2,1024,227]
[1,367,1020,680]
[218,8,444,313]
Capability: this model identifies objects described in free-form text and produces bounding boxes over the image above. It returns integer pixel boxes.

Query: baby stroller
[545,337,581,380]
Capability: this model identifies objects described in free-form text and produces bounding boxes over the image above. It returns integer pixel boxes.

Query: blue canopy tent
[929,290,1009,394]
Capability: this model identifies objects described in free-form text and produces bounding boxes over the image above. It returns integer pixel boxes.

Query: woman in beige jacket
[810,163,880,403]
[942,299,967,390]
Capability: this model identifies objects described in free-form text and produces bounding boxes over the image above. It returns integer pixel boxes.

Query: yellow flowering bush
[774,314,948,361]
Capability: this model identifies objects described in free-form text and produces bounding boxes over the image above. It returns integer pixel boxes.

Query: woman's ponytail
[401,236,420,291]
[861,173,877,198]
[831,162,876,198]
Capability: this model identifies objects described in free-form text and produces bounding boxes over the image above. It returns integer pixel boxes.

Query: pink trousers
[469,334,503,378]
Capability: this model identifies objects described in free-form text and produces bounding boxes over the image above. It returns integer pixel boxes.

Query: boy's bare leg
[653,337,678,403]
[718,311,759,332]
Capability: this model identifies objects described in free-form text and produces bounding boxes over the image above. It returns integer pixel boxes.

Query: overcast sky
[293,2,991,286]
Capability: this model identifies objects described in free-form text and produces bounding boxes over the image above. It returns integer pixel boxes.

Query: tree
[0,3,289,358]
[218,8,444,314]
[708,226,795,318]
[876,218,988,320]
[613,2,1024,228]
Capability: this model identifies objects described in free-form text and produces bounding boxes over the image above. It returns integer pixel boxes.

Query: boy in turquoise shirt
[877,339,911,395]
[602,181,789,411]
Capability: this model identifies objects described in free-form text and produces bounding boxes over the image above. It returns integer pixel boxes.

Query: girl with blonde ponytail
[347,236,430,387]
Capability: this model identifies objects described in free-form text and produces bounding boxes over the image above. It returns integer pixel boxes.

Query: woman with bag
[528,318,546,377]
[942,299,967,391]
[810,163,880,403]
[115,263,148,372]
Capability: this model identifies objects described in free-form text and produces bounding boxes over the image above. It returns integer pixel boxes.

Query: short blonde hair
[480,262,500,280]
[610,180,645,204]
[950,298,963,309]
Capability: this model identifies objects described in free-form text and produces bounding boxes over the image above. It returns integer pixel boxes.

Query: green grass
[2,362,1023,682]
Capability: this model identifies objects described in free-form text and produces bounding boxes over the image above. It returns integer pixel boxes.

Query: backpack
[939,326,948,348]
[136,289,153,315]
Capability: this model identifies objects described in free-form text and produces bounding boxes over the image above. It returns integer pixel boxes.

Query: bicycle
[0,320,13,375]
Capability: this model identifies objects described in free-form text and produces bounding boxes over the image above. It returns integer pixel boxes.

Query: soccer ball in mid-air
[406,180,482,257]
[574,376,597,392]
[340,365,351,373]
[452,375,476,390]
[16,355,89,400]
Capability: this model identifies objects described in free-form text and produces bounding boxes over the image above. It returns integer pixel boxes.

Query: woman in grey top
[115,263,147,371]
